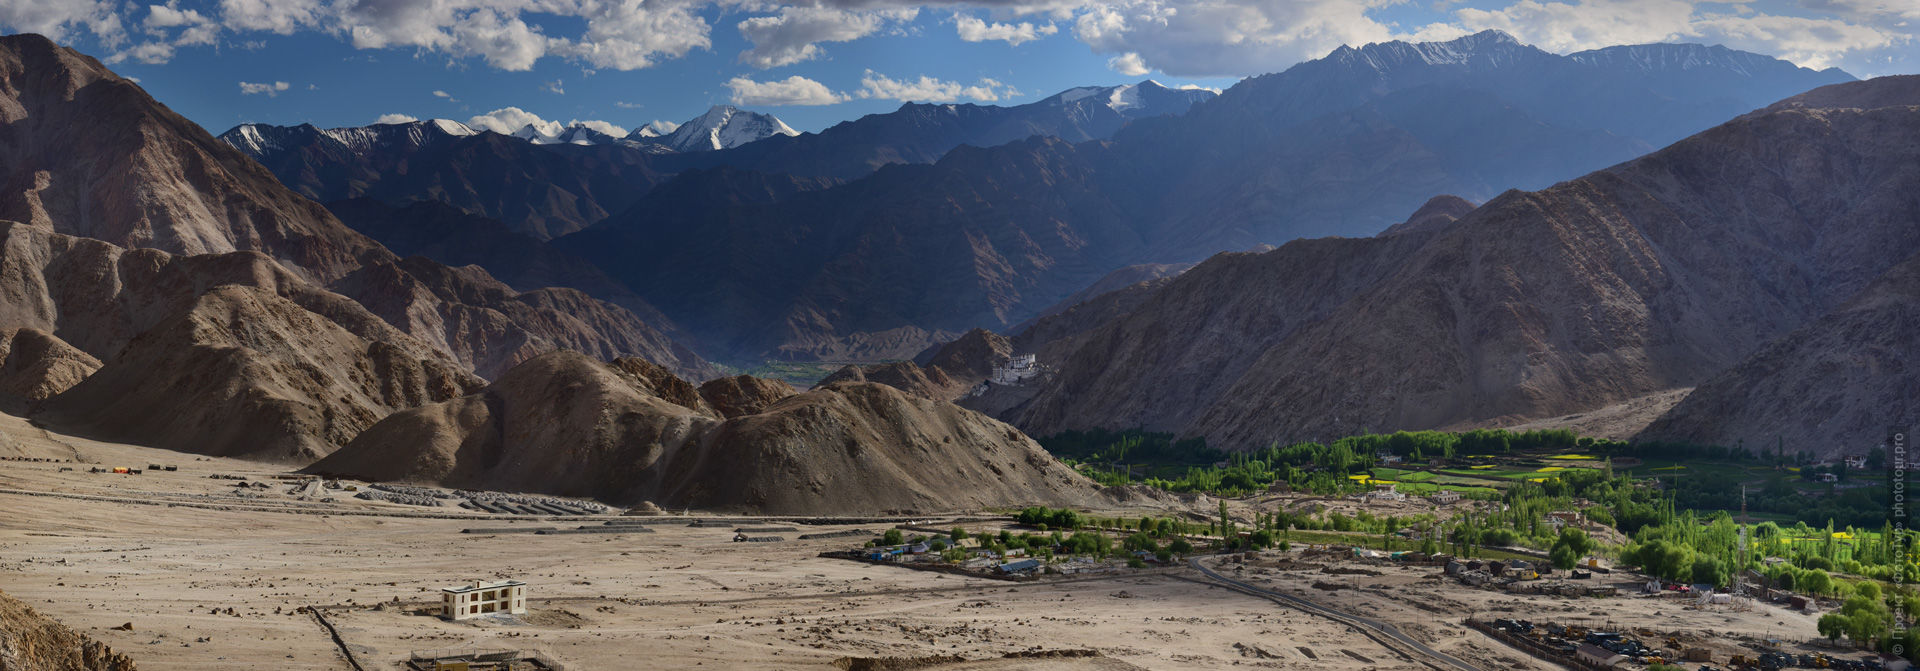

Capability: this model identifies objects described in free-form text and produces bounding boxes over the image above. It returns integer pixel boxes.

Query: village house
[441,580,528,621]
[1843,454,1868,469]
[1430,489,1462,505]
[998,558,1043,575]
[1576,643,1627,667]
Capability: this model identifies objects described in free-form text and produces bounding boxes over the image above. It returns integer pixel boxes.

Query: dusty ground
[1227,552,1836,667]
[1480,388,1696,441]
[0,411,1831,670]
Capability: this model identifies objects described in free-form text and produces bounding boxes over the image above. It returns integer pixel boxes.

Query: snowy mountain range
[220,105,799,159]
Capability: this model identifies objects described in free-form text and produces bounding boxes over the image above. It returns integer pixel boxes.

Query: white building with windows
[441,580,527,620]
[990,354,1042,386]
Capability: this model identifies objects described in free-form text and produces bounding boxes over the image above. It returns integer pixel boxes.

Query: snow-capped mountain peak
[647,105,800,152]
[626,119,680,140]
[1330,29,1536,73]
[1038,80,1216,120]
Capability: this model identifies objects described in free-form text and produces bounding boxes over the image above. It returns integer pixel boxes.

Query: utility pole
[1735,485,1749,597]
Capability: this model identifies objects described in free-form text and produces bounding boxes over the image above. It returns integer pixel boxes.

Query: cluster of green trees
[1039,427,1746,498]
[1012,506,1083,530]
[1816,581,1897,648]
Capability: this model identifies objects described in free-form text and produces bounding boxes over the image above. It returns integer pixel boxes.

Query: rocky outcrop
[817,362,956,401]
[610,357,712,414]
[0,328,99,411]
[0,587,136,671]
[308,351,1100,514]
[921,329,1014,382]
[817,329,1012,401]
[41,286,480,462]
[696,375,796,419]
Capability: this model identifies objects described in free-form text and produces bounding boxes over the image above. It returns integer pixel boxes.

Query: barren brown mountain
[0,221,489,460]
[1638,250,1920,455]
[1011,76,1920,452]
[330,257,716,380]
[41,285,480,462]
[308,351,1101,514]
[0,34,384,282]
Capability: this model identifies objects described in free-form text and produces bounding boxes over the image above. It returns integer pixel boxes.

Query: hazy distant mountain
[218,120,671,240]
[557,31,1854,362]
[218,82,1210,239]
[1004,75,1920,456]
[677,79,1217,180]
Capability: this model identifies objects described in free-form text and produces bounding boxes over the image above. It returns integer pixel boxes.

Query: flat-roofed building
[441,580,527,620]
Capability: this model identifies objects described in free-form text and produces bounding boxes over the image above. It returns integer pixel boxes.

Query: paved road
[1187,556,1485,671]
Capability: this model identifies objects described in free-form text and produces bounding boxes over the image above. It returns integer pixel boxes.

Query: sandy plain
[0,411,1833,670]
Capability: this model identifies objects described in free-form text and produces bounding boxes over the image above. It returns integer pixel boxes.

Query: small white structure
[1430,490,1462,505]
[990,354,1043,385]
[1843,454,1868,469]
[441,580,528,620]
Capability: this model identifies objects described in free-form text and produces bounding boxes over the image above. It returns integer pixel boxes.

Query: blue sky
[4,0,1915,136]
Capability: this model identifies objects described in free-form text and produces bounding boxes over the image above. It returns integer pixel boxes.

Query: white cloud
[238,80,291,96]
[98,1,217,64]
[1107,51,1149,75]
[954,13,1057,45]
[373,112,419,124]
[1453,0,1697,53]
[1069,0,1410,78]
[466,106,562,134]
[432,90,452,98]
[856,70,1021,103]
[112,41,178,64]
[737,7,915,69]
[546,0,714,71]
[1452,0,1905,70]
[10,0,1911,79]
[217,0,321,34]
[461,106,625,137]
[569,119,628,136]
[726,74,849,106]
[0,0,125,45]
[1689,12,1900,69]
[443,8,553,71]
[543,78,565,94]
